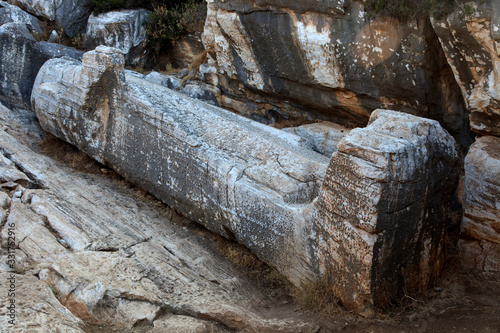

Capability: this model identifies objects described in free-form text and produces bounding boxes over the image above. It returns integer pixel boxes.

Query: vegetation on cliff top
[90,0,206,49]
[367,0,478,19]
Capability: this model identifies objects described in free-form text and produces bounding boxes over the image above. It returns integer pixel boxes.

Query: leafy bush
[144,0,206,49]
[90,0,206,48]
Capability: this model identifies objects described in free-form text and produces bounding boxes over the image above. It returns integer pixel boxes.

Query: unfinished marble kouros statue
[31,47,460,315]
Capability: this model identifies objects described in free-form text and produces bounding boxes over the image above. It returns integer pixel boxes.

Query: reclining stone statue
[31,46,460,315]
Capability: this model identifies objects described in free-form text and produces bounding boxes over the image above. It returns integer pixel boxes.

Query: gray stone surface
[0,22,83,109]
[31,48,460,314]
[7,0,92,36]
[182,83,219,106]
[0,99,318,332]
[460,136,500,272]
[431,0,500,137]
[85,9,151,66]
[151,315,223,333]
[309,110,460,314]
[283,122,350,157]
[202,0,471,145]
[145,71,182,90]
[0,1,41,34]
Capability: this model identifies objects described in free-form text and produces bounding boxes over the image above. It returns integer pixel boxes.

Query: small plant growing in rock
[71,33,86,49]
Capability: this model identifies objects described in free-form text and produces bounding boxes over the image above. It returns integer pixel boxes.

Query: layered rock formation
[31,47,460,314]
[430,0,500,273]
[432,0,500,137]
[201,0,471,145]
[460,136,500,272]
[85,9,151,66]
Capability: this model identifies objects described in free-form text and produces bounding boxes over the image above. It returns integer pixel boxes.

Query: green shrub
[90,0,206,48]
[144,4,184,48]
[144,0,206,49]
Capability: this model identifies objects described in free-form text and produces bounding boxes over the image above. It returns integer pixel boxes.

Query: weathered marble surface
[31,47,460,314]
[85,9,151,66]
[460,136,500,272]
[431,0,500,137]
[201,0,471,145]
[0,100,317,332]
[0,272,84,332]
[283,122,351,157]
[0,1,41,34]
[0,22,83,109]
[310,110,460,314]
[7,0,92,36]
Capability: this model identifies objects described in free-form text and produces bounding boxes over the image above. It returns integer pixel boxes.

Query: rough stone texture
[168,33,206,68]
[151,315,224,333]
[8,0,92,36]
[460,136,500,272]
[0,272,85,332]
[145,71,182,90]
[431,0,500,137]
[0,0,41,34]
[0,22,83,109]
[85,9,151,66]
[0,100,318,332]
[458,239,500,272]
[182,83,219,106]
[309,110,460,314]
[283,122,351,157]
[31,48,460,314]
[32,47,330,287]
[202,0,471,145]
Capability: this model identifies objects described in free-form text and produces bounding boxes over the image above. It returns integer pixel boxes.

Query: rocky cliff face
[201,0,472,146]
[85,9,151,66]
[432,0,500,137]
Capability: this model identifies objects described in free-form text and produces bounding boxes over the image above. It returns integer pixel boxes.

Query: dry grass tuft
[38,134,102,174]
[180,50,207,88]
[293,274,342,317]
[214,238,292,292]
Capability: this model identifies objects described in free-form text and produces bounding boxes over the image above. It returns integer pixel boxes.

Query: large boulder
[310,110,460,314]
[460,136,500,272]
[31,47,460,314]
[85,9,151,66]
[431,0,500,137]
[202,0,471,145]
[0,0,41,34]
[0,22,83,109]
[7,0,92,37]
